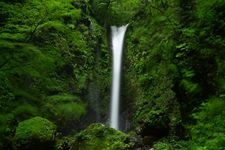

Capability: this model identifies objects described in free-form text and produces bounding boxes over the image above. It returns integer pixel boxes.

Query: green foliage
[125,0,182,138]
[0,40,55,77]
[1,0,81,35]
[55,136,75,150]
[57,103,85,119]
[43,94,86,123]
[92,0,141,25]
[0,73,15,112]
[0,113,15,149]
[173,0,225,117]
[0,114,14,139]
[1,0,225,149]
[153,139,193,150]
[196,0,225,22]
[0,33,26,41]
[14,117,56,150]
[73,123,131,150]
[180,79,201,95]
[190,97,225,150]
[13,105,39,121]
[46,94,80,103]
[0,114,13,133]
[39,21,69,34]
[0,0,109,148]
[153,142,171,150]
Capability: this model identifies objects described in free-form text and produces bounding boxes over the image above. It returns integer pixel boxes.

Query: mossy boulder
[72,123,132,150]
[14,117,56,150]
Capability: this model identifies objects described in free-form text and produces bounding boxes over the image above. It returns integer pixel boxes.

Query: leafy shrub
[43,94,86,123]
[13,104,38,121]
[153,142,171,150]
[55,136,75,150]
[190,97,225,149]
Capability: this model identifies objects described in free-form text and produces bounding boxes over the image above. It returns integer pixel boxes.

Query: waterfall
[110,24,128,130]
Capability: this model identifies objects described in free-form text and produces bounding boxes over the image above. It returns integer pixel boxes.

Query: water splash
[110,24,128,130]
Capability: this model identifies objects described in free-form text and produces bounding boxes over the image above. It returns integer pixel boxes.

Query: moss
[14,117,56,150]
[73,123,131,150]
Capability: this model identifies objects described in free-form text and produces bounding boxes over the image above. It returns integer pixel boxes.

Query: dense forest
[1,0,225,149]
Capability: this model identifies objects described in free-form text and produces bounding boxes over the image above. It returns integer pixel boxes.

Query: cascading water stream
[110,24,128,130]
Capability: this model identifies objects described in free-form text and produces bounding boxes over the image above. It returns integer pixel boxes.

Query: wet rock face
[129,135,154,150]
[139,121,170,138]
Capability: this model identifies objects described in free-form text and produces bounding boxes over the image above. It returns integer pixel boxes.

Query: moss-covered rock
[14,117,56,150]
[72,123,132,150]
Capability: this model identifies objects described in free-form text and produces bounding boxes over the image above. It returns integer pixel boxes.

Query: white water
[110,24,128,130]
